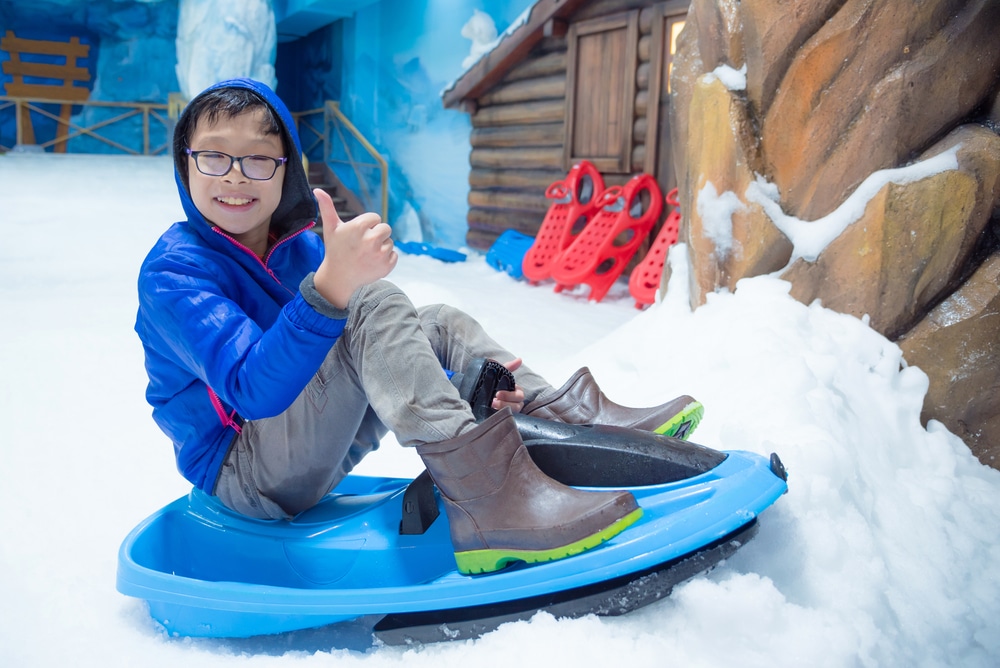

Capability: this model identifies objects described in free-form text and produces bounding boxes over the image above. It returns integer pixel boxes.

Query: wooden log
[639,6,656,34]
[469,167,564,191]
[470,146,565,170]
[479,74,565,106]
[604,173,632,188]
[503,51,567,83]
[635,88,649,116]
[544,18,570,39]
[471,122,565,148]
[537,35,569,55]
[468,188,549,213]
[466,227,504,252]
[468,206,547,236]
[631,143,646,172]
[634,115,647,143]
[638,33,652,62]
[637,61,651,90]
[472,99,565,127]
[576,0,658,22]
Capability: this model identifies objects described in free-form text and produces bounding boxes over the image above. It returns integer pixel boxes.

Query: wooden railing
[294,101,388,218]
[2,30,91,152]
[0,96,172,155]
[0,92,384,217]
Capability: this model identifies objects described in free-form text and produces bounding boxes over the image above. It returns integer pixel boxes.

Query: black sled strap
[399,470,439,535]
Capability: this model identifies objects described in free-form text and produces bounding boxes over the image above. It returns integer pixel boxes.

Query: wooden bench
[1,31,91,152]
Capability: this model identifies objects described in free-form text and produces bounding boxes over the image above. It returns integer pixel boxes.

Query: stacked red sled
[521,160,682,307]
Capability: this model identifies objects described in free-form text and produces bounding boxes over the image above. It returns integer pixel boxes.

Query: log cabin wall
[463,0,689,251]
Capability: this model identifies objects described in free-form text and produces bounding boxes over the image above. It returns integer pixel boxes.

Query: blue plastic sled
[395,241,467,263]
[117,416,788,645]
[486,229,536,280]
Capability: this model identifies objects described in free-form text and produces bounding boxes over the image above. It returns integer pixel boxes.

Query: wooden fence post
[1,30,91,152]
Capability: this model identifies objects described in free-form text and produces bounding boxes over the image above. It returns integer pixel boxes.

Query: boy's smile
[187,109,286,258]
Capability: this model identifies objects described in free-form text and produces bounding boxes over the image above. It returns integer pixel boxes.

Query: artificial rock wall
[668,0,1000,467]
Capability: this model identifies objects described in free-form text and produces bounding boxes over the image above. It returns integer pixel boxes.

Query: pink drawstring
[207,387,242,434]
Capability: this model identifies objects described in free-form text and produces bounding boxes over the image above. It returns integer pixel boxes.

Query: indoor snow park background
[0,0,535,250]
[3,151,1000,667]
[3,0,1000,664]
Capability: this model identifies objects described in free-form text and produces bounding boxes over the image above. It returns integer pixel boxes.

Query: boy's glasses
[186,149,288,181]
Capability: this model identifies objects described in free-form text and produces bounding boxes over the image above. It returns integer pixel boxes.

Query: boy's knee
[436,305,485,340]
[350,280,406,310]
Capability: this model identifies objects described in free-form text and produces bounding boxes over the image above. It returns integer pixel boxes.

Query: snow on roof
[441,3,534,98]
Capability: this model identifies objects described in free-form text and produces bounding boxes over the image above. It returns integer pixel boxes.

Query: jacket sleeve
[138,254,345,420]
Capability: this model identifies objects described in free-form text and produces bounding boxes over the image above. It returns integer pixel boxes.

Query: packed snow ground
[1,153,998,667]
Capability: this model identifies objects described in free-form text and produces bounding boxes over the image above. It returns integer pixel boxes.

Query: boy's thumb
[313,188,343,227]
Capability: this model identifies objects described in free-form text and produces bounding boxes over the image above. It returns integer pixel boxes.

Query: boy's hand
[492,358,526,413]
[312,188,397,309]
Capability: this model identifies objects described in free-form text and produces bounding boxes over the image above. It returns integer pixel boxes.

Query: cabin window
[641,5,688,186]
[563,11,639,173]
[666,17,685,94]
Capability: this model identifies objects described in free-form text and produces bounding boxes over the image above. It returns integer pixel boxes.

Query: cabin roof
[441,0,591,109]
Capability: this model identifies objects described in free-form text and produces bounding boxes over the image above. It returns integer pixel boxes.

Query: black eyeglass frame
[185,148,288,181]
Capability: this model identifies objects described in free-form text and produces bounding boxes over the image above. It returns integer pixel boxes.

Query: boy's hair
[173,86,287,186]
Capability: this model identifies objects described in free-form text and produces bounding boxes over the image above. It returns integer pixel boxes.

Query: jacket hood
[172,78,317,240]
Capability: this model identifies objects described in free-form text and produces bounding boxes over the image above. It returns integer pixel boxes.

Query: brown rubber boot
[522,367,704,439]
[416,407,642,575]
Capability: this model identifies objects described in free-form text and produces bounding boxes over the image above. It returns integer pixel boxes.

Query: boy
[136,78,702,575]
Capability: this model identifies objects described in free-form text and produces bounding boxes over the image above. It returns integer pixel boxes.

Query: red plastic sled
[549,173,663,303]
[629,188,681,308]
[522,160,605,283]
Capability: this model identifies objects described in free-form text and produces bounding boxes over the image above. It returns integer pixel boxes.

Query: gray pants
[214,280,552,520]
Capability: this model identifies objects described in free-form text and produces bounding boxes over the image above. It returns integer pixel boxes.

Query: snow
[696,181,741,257]
[460,9,499,70]
[744,146,961,265]
[442,4,533,95]
[703,63,747,91]
[2,153,999,667]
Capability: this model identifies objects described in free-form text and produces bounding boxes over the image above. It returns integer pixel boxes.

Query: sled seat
[521,160,604,283]
[550,173,663,303]
[629,188,681,308]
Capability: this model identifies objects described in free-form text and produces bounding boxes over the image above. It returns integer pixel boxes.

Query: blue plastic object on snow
[395,241,466,263]
[485,229,535,280]
[117,416,788,645]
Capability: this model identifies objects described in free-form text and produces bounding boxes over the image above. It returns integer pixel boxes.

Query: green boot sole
[654,400,703,440]
[454,507,644,575]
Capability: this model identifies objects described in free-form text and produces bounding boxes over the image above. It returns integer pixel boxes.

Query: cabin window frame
[645,4,688,181]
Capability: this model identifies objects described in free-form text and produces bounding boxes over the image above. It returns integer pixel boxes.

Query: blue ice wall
[335,0,534,249]
[0,0,179,154]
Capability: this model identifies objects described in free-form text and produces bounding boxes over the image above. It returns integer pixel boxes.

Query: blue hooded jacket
[135,79,345,491]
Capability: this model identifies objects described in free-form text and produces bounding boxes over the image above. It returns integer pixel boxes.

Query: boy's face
[186,109,285,255]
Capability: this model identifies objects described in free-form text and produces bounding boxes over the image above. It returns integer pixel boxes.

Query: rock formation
[669,0,1000,467]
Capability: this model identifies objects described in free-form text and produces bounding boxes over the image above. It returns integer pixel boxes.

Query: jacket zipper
[207,221,317,431]
[212,221,316,295]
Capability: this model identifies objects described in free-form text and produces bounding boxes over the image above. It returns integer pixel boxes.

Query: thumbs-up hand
[312,188,397,309]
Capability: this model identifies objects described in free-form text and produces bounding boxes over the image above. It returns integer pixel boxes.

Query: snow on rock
[703,63,748,91]
[696,180,743,258]
[746,145,961,265]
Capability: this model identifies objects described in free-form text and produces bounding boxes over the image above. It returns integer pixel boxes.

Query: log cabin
[442,0,690,251]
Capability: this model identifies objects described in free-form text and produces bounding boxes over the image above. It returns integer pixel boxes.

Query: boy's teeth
[218,196,252,205]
